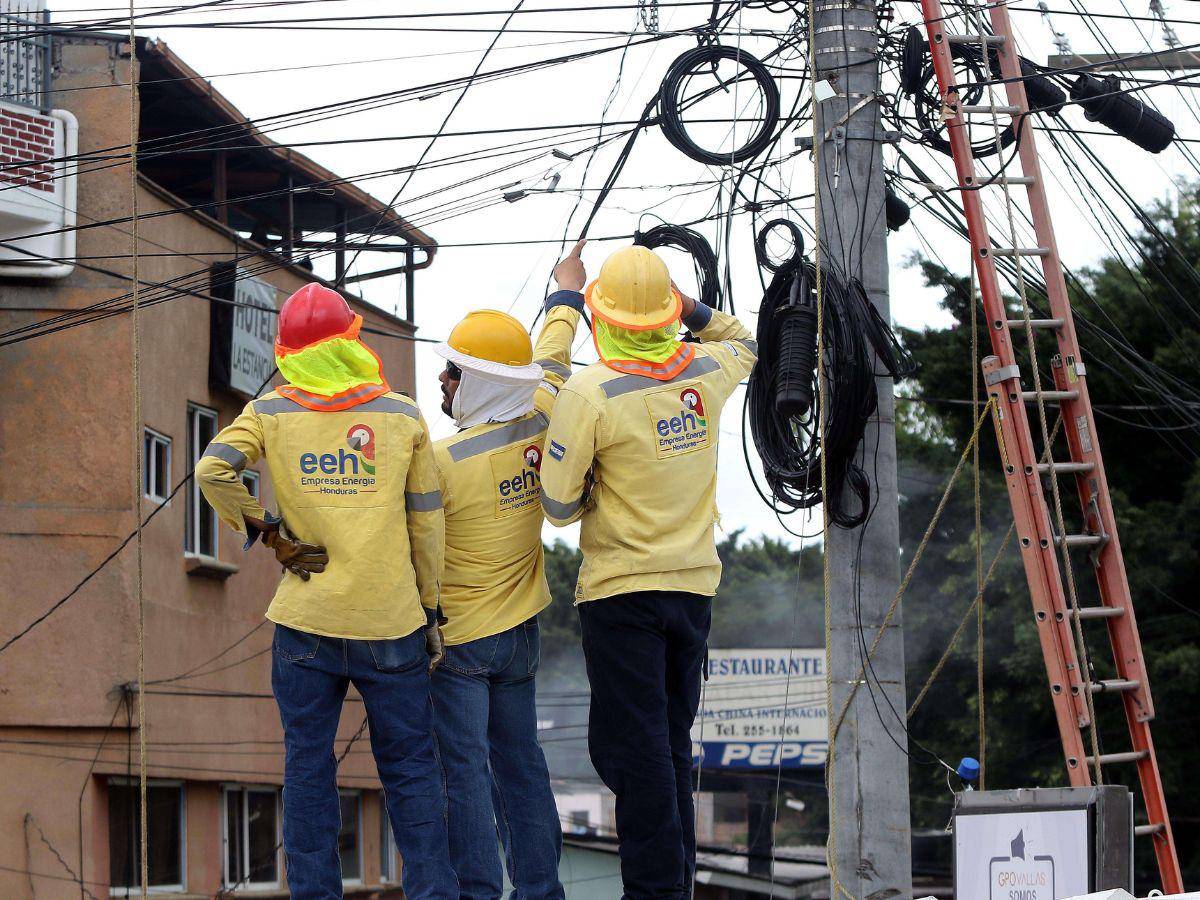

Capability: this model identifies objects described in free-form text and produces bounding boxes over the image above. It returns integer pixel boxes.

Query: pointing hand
[553,239,588,292]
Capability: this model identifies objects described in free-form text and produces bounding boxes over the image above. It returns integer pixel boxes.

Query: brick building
[0,19,435,898]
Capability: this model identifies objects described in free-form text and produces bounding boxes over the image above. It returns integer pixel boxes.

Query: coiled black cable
[754,218,805,273]
[634,222,724,311]
[657,44,781,166]
[747,260,915,528]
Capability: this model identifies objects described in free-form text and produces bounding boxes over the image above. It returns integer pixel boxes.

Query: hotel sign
[210,264,279,399]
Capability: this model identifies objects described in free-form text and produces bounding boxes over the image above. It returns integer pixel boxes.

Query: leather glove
[424,607,447,674]
[260,520,328,581]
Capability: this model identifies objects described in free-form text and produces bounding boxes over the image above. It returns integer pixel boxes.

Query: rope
[908,524,1013,719]
[965,0,1103,783]
[970,247,986,788]
[907,411,1066,718]
[829,399,996,741]
[126,8,149,897]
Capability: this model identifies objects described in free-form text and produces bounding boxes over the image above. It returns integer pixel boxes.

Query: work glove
[424,607,447,674]
[260,519,329,582]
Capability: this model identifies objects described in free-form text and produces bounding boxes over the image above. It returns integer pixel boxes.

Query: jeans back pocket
[367,633,425,673]
[274,625,322,661]
[443,634,502,676]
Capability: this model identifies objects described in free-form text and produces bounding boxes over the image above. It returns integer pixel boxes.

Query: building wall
[0,35,419,898]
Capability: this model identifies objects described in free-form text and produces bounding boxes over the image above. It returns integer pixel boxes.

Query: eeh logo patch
[490,441,544,519]
[524,444,542,471]
[346,423,377,475]
[645,384,711,458]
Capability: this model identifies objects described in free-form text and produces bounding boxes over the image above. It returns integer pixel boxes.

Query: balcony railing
[2,3,51,111]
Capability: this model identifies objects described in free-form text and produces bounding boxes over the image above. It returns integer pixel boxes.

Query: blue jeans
[431,618,564,900]
[272,624,458,900]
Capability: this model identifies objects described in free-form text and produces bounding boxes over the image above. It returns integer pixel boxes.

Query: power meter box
[953,786,1132,900]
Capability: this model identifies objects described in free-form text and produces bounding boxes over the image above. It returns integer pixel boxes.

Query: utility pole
[810,1,913,895]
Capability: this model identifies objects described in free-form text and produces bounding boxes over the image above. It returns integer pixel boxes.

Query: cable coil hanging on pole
[747,252,916,528]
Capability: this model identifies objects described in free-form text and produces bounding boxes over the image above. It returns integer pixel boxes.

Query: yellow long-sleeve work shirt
[433,301,582,646]
[539,305,758,603]
[195,390,444,640]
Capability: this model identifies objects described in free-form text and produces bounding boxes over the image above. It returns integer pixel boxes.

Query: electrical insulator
[1071,74,1175,153]
[774,271,819,419]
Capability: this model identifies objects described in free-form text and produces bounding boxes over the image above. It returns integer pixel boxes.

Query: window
[379,791,398,883]
[222,786,280,889]
[143,429,171,504]
[107,780,185,894]
[241,469,261,501]
[185,404,219,557]
[339,791,362,883]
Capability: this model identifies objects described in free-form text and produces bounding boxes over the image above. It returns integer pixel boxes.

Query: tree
[897,189,1200,887]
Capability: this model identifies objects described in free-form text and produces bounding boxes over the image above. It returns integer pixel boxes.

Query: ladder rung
[1135,823,1165,837]
[1036,461,1095,475]
[1054,533,1106,548]
[946,33,1007,46]
[1021,390,1079,403]
[1072,605,1124,621]
[1007,317,1063,329]
[997,176,1035,186]
[960,103,1021,115]
[1089,678,1141,694]
[1087,750,1149,766]
[993,246,1051,257]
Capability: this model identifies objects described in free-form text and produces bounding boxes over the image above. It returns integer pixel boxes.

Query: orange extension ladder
[917,0,1183,891]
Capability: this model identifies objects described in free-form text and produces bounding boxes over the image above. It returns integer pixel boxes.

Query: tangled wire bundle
[634,222,724,311]
[747,259,916,528]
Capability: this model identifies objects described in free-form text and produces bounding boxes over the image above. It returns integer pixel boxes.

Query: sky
[43,0,1200,547]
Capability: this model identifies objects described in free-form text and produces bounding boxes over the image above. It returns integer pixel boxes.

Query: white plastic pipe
[0,106,78,279]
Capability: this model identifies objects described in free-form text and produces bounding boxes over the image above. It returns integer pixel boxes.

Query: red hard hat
[277,284,354,350]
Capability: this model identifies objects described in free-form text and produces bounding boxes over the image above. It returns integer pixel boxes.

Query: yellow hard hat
[585,245,682,332]
[435,309,541,380]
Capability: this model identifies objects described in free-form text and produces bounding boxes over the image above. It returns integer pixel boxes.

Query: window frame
[338,789,363,886]
[106,778,187,897]
[142,427,172,505]
[378,790,399,883]
[184,403,220,559]
[240,468,261,501]
[220,784,282,891]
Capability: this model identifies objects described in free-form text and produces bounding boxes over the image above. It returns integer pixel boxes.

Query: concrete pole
[810,2,913,896]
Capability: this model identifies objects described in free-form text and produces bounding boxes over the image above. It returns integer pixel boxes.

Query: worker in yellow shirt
[195,283,456,900]
[428,241,586,900]
[538,246,758,900]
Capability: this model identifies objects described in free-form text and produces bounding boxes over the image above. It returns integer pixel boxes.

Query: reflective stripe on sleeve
[535,359,572,380]
[201,442,248,472]
[541,492,584,520]
[447,413,549,462]
[405,490,444,512]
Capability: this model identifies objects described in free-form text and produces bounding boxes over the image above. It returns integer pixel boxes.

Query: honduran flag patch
[548,440,566,461]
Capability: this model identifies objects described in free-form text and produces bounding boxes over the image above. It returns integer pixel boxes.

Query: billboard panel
[690,648,827,770]
[955,808,1089,900]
